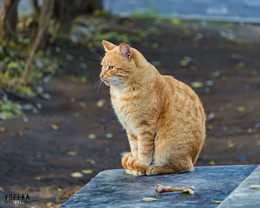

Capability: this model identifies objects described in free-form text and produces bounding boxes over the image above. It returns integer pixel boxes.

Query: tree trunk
[32,0,40,20]
[21,0,54,84]
[52,0,103,33]
[0,0,19,40]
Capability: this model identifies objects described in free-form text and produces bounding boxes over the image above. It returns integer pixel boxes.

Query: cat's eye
[107,66,114,71]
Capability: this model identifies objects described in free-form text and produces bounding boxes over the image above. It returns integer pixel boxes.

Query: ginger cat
[100,40,206,176]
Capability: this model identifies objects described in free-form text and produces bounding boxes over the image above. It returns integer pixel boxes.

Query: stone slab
[218,165,260,208]
[61,165,257,208]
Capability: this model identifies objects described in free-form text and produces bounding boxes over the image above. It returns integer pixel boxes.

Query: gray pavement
[104,0,260,23]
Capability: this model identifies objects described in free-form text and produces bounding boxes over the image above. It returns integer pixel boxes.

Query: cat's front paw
[127,158,149,176]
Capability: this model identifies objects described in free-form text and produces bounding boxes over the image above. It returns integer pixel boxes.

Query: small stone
[97,99,106,107]
[207,112,215,121]
[236,156,246,161]
[221,126,229,132]
[36,103,42,109]
[227,103,232,108]
[205,80,214,86]
[210,71,220,78]
[105,133,113,138]
[88,134,96,139]
[204,87,210,93]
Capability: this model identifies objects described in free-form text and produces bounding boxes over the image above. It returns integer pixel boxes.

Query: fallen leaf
[66,54,74,61]
[0,127,5,132]
[97,99,106,107]
[86,159,96,164]
[46,202,53,207]
[35,176,43,181]
[51,124,59,130]
[182,189,195,194]
[67,151,77,156]
[209,161,215,165]
[190,81,204,88]
[120,151,128,157]
[180,57,192,67]
[207,124,213,130]
[71,172,83,178]
[88,134,96,139]
[250,185,260,189]
[228,140,235,148]
[142,197,158,202]
[105,133,113,138]
[0,187,4,192]
[78,102,87,108]
[237,106,245,112]
[211,199,222,204]
[171,18,180,25]
[82,169,93,174]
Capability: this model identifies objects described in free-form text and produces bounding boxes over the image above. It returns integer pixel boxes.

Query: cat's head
[100,40,142,88]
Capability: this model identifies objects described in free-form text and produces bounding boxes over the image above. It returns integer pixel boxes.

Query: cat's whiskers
[91,49,104,63]
[95,77,104,91]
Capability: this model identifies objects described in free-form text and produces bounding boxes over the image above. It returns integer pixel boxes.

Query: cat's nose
[100,74,104,80]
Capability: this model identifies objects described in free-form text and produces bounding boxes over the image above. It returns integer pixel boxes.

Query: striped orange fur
[100,40,206,176]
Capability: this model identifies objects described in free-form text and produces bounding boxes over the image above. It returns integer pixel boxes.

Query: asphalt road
[104,0,260,23]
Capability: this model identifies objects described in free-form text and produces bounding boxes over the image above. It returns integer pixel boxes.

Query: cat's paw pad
[146,165,160,175]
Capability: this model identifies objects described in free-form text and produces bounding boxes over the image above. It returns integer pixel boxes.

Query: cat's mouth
[102,78,122,87]
[102,80,110,86]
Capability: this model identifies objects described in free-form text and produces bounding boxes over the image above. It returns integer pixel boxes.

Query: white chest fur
[110,87,138,134]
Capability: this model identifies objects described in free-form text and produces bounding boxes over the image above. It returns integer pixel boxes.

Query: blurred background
[0,0,260,207]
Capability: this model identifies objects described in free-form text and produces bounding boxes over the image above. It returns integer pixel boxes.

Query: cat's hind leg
[146,158,194,175]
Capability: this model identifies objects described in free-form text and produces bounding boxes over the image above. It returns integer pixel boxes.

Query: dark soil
[1,18,260,208]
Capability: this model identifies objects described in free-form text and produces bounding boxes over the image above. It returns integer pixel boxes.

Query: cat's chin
[102,80,110,86]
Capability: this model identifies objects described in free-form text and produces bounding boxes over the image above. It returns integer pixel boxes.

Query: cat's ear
[119,43,132,61]
[102,40,116,52]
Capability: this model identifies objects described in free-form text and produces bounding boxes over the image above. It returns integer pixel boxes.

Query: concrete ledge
[61,165,258,208]
[218,165,260,208]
